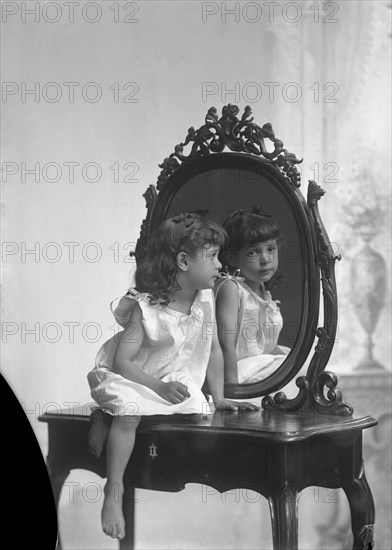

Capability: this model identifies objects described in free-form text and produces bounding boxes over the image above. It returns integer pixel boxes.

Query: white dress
[214,275,289,384]
[87,288,215,416]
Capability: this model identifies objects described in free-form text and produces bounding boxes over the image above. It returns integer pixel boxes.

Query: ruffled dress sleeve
[110,288,141,328]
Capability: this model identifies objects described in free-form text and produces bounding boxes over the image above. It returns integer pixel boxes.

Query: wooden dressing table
[40,406,376,550]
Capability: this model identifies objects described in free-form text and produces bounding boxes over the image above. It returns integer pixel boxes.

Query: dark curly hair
[135,212,226,304]
[220,206,284,290]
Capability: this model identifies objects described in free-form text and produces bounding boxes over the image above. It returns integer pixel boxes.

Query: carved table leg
[119,482,136,550]
[268,483,299,550]
[343,466,375,550]
[48,466,70,550]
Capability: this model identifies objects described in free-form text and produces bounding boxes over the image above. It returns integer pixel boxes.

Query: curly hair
[135,212,226,304]
[220,206,284,290]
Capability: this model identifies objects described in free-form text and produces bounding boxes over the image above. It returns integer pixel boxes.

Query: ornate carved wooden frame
[132,104,353,416]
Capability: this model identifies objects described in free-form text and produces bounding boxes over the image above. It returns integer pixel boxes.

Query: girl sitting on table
[87,211,257,540]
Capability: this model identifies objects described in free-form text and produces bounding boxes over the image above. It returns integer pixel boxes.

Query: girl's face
[185,244,222,289]
[238,240,279,285]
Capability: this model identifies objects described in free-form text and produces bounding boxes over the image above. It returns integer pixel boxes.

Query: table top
[39,405,377,443]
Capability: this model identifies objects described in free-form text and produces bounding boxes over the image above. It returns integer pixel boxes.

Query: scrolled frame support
[262,180,353,416]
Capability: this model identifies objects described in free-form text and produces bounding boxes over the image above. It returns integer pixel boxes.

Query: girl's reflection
[215,207,290,385]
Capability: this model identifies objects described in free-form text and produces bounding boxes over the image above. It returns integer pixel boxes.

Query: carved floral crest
[157,104,303,189]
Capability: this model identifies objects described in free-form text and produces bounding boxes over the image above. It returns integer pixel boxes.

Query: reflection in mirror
[166,166,303,387]
[215,207,290,385]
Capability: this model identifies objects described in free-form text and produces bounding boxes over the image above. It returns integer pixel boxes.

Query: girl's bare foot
[88,409,112,458]
[102,481,125,539]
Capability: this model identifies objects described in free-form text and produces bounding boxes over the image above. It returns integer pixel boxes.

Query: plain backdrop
[1,1,391,549]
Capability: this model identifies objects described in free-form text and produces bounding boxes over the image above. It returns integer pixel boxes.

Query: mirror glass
[166,167,303,354]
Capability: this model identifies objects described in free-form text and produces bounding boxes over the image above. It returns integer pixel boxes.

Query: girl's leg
[102,415,141,540]
[88,408,112,458]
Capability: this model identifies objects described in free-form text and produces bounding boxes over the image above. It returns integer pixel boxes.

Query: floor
[58,472,340,550]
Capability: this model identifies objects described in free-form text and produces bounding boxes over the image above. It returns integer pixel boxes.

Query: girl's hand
[214,399,260,411]
[158,381,191,404]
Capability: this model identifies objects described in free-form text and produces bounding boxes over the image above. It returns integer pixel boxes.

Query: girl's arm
[113,303,189,403]
[206,331,259,411]
[205,330,226,406]
[213,281,259,410]
[215,280,240,384]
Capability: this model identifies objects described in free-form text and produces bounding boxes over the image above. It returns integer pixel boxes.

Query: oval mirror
[143,151,320,399]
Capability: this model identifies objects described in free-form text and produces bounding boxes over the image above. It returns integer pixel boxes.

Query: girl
[87,211,254,540]
[215,207,289,385]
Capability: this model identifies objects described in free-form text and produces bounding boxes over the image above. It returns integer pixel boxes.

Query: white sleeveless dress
[214,275,289,384]
[87,288,215,416]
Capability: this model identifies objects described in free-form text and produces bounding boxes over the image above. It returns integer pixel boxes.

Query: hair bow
[172,209,209,227]
[231,205,272,218]
[218,266,245,281]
